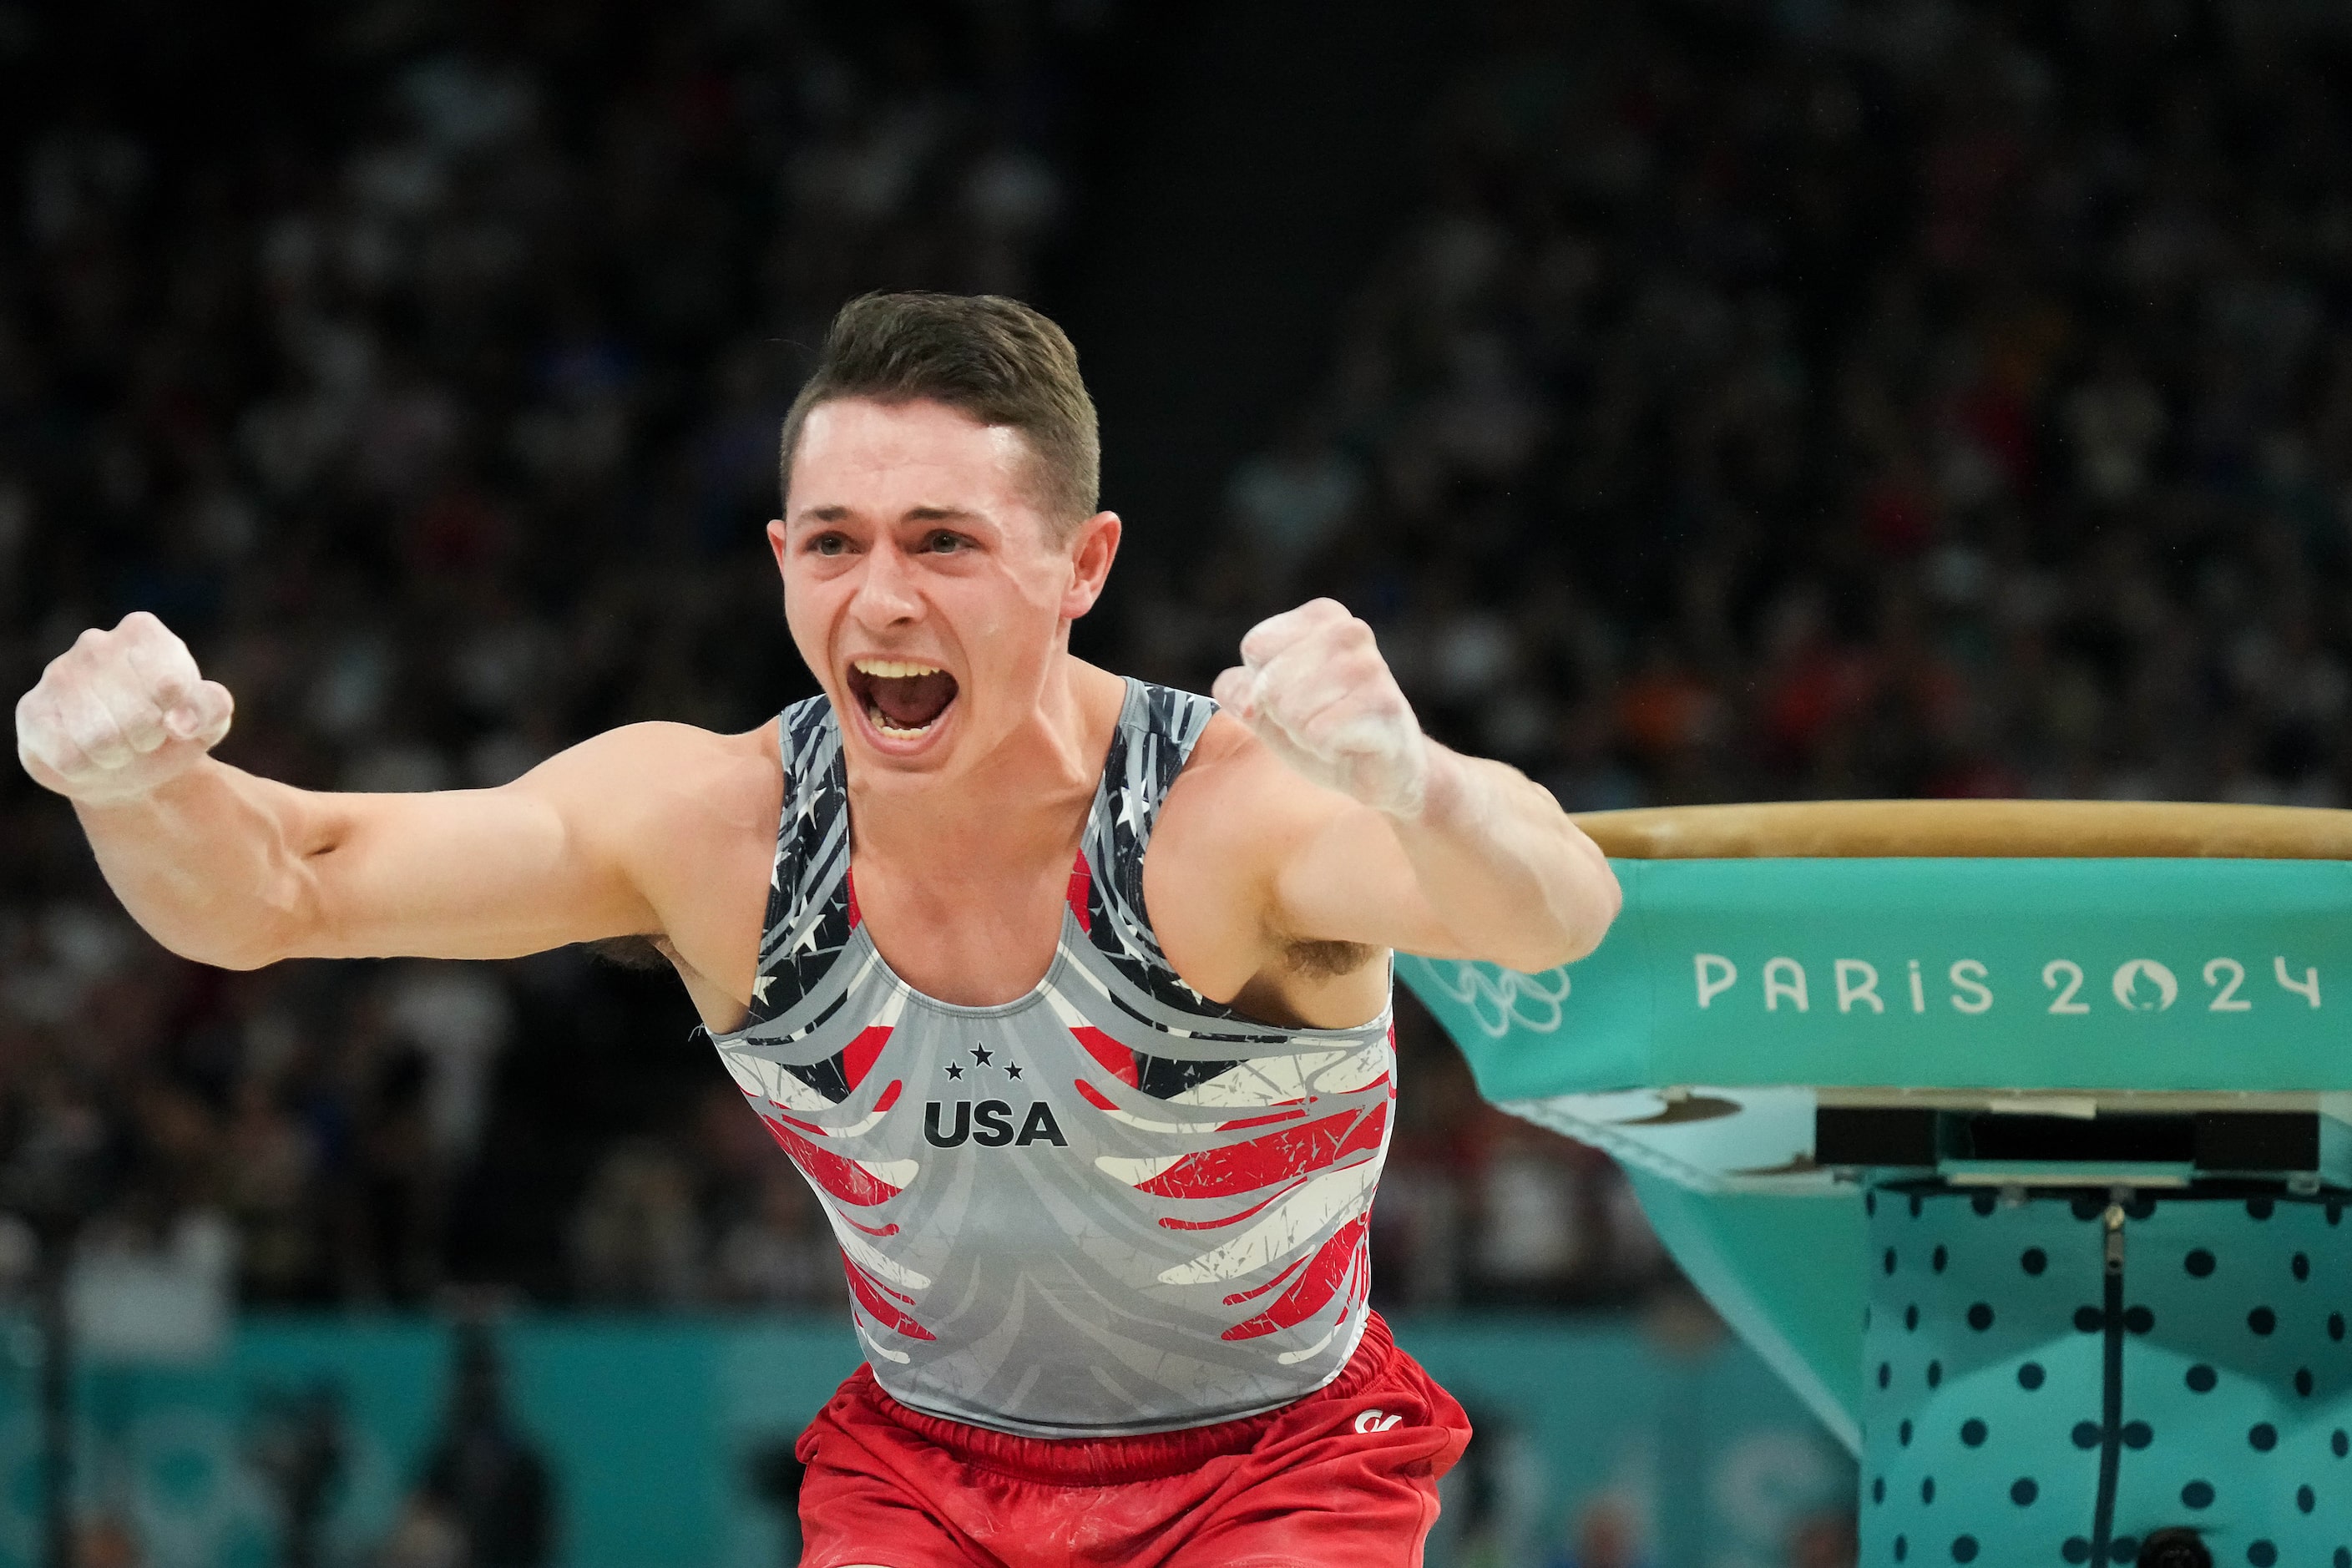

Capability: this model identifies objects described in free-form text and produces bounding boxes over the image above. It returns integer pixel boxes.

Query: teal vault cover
[1396,856,2352,1451]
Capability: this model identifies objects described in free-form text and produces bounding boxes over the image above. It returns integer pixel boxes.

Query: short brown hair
[778,292,1100,539]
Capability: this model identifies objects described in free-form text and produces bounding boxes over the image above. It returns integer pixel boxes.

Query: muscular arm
[1279,743,1618,974]
[19,613,776,996]
[1161,725,1615,992]
[1171,599,1618,1019]
[75,739,667,970]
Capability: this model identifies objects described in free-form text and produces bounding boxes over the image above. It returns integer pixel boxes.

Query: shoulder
[1161,710,1342,846]
[518,717,780,790]
[512,718,783,844]
[1149,710,1349,921]
[1146,709,1386,1016]
[519,720,785,972]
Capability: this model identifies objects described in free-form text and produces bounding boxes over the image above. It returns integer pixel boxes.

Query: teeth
[867,701,934,739]
[853,658,943,679]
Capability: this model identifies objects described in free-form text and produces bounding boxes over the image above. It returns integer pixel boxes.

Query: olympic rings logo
[1418,960,1573,1037]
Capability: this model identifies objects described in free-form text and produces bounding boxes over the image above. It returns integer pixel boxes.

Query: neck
[846,655,1122,875]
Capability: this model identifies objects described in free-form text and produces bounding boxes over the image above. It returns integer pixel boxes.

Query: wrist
[64,755,203,812]
[68,779,168,812]
[1380,737,1459,826]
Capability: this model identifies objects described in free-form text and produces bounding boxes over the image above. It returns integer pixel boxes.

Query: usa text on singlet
[701,681,1395,1438]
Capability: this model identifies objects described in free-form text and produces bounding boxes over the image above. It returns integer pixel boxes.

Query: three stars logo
[943,1046,1018,1083]
[923,1042,1061,1148]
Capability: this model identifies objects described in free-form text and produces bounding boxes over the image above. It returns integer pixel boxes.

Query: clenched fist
[17,611,235,804]
[1212,598,1429,816]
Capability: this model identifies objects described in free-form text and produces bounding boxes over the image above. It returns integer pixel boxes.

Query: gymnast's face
[771,397,1117,785]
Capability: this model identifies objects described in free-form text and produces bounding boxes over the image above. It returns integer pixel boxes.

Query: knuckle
[142,658,188,701]
[66,696,117,739]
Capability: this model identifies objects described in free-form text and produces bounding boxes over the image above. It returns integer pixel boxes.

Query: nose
[848,536,923,626]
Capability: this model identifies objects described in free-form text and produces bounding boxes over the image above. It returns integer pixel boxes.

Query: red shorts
[795,1313,1470,1568]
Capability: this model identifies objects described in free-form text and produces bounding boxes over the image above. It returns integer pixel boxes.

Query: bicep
[286,736,661,961]
[1271,798,1479,959]
[1161,722,1474,966]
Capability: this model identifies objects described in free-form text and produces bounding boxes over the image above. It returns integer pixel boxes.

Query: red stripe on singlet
[1222,1211,1370,1340]
[1065,849,1093,932]
[1072,1026,1140,1087]
[842,1025,893,1090]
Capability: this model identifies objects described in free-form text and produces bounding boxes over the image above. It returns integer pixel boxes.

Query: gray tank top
[701,680,1394,1437]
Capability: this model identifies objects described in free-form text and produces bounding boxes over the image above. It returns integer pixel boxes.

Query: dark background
[1,0,2348,1383]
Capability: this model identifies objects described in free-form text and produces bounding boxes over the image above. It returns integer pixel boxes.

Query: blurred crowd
[0,0,1105,1313]
[9,0,2352,1333]
[1166,0,2352,819]
[1163,0,2352,1326]
[1179,0,2352,1340]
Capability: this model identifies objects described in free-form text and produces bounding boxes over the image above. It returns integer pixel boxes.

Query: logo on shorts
[1353,1409,1404,1434]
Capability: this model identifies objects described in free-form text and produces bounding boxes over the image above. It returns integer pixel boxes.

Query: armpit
[584,933,673,972]
[1282,935,1379,982]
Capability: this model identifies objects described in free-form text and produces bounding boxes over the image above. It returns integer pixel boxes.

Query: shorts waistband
[856,1313,1396,1485]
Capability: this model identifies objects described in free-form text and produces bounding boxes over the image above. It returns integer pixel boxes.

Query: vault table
[1398,801,2352,1568]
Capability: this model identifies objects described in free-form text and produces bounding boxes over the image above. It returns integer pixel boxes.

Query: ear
[766,518,789,574]
[1060,511,1121,620]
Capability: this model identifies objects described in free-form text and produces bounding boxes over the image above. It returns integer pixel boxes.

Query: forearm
[20,612,630,970]
[74,759,329,969]
[1388,746,1621,973]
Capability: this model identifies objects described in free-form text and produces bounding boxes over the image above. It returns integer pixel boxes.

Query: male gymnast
[17,292,1621,1566]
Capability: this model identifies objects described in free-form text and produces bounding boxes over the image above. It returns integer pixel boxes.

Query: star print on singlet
[698,680,1397,1438]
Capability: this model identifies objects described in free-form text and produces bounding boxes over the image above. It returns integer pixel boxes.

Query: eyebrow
[791,505,988,527]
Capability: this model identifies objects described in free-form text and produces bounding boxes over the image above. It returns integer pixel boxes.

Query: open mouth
[846,658,959,740]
